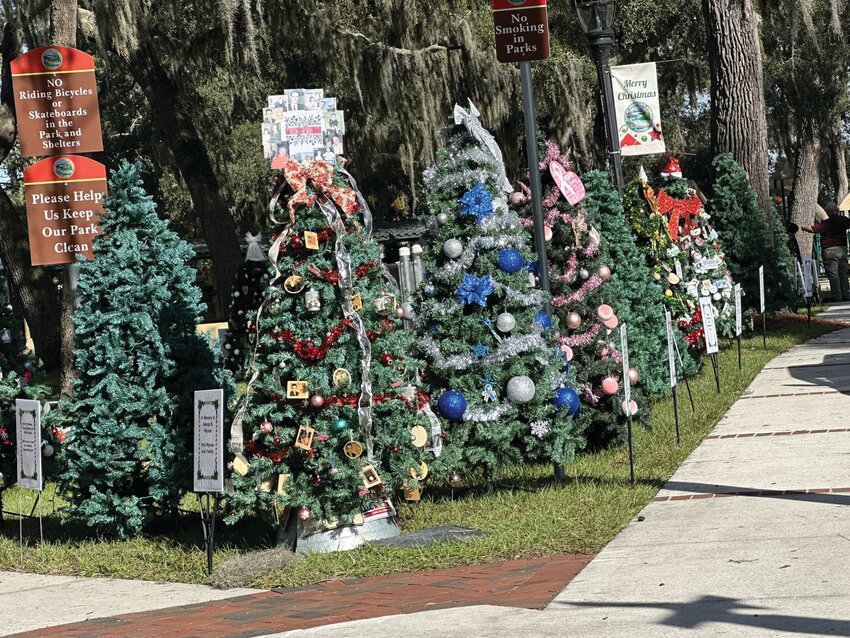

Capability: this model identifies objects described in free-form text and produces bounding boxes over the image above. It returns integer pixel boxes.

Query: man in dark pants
[803,202,850,301]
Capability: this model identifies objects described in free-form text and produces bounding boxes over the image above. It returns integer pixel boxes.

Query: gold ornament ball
[664,289,673,297]
[598,264,612,280]
[566,312,582,330]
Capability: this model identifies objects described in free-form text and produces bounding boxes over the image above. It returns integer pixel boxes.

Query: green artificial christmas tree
[225,156,434,534]
[224,233,270,375]
[59,161,219,538]
[416,104,578,479]
[625,158,737,355]
[708,153,796,312]
[0,301,53,494]
[516,144,664,448]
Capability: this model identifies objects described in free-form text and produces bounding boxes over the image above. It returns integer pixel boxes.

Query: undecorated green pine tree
[59,161,219,538]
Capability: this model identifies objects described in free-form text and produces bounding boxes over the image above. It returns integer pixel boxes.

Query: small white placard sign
[758,266,766,312]
[665,310,677,389]
[734,284,743,337]
[699,297,720,355]
[15,399,42,491]
[194,389,225,493]
[802,256,813,298]
[620,324,632,414]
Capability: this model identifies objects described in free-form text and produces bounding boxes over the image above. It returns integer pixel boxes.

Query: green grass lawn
[0,314,843,588]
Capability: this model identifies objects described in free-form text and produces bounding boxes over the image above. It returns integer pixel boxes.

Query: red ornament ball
[380,353,393,365]
[310,393,325,408]
[440,433,447,440]
[260,420,273,434]
[392,446,399,453]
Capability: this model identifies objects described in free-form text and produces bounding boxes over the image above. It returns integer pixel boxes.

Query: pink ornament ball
[310,394,325,408]
[628,367,639,384]
[622,400,639,416]
[396,306,406,318]
[260,420,274,434]
[509,191,529,208]
[598,264,612,280]
[566,312,582,330]
[601,377,619,395]
[603,315,619,330]
[298,507,313,521]
[544,226,553,242]
[597,304,614,322]
[561,345,574,361]
[599,347,609,358]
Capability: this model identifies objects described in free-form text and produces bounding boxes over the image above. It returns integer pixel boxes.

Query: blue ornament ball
[497,248,524,274]
[553,387,580,416]
[437,390,468,421]
[424,284,436,298]
[534,310,553,329]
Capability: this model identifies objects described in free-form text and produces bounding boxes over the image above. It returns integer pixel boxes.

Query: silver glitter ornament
[506,375,536,404]
[442,239,463,259]
[437,212,449,225]
[495,312,516,332]
[579,268,590,280]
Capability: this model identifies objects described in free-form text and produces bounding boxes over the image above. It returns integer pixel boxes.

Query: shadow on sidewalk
[552,595,850,635]
[787,351,850,397]
[661,480,850,506]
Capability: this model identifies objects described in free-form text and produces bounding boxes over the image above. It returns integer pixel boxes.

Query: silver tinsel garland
[465,402,514,423]
[422,333,548,372]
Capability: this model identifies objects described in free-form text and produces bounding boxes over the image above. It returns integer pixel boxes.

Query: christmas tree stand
[280,507,401,555]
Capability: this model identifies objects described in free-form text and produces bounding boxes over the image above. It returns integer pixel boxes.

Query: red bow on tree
[279,157,360,216]
[657,190,701,240]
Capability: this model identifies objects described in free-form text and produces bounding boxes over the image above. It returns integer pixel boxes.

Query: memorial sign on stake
[758,266,766,313]
[665,311,677,389]
[16,399,42,492]
[802,256,814,298]
[699,297,719,355]
[491,0,550,63]
[194,389,225,493]
[11,46,103,157]
[23,155,106,266]
[619,323,635,484]
[734,284,743,337]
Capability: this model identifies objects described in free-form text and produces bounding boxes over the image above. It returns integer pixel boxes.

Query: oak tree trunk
[704,0,773,222]
[0,21,63,371]
[790,127,820,260]
[129,43,241,312]
[830,137,848,203]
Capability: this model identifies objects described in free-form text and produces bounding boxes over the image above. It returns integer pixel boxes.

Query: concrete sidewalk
[271,315,850,637]
[0,572,259,635]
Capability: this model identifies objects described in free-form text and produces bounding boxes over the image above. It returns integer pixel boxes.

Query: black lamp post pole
[588,31,625,197]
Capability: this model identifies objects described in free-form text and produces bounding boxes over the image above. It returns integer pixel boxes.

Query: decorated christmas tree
[59,161,219,538]
[515,144,663,447]
[0,300,53,492]
[708,153,796,311]
[225,156,435,532]
[625,158,737,353]
[415,104,578,480]
[224,233,269,374]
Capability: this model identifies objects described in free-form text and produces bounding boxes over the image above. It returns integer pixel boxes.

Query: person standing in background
[802,202,850,301]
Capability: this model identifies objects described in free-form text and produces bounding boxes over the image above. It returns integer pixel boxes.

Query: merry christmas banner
[610,62,666,157]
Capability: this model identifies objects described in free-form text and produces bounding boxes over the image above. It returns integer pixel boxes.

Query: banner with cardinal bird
[610,62,666,157]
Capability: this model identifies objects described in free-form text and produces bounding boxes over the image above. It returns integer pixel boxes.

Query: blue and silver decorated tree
[416,104,579,483]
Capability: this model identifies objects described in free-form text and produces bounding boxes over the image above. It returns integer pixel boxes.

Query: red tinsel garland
[308,260,377,286]
[282,389,431,411]
[270,318,354,360]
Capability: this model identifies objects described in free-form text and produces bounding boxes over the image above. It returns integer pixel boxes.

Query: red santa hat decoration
[660,156,682,179]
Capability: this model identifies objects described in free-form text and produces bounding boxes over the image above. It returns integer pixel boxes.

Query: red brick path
[11,554,594,638]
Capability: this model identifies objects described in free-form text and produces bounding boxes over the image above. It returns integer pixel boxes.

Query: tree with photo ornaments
[225,157,435,530]
[416,104,579,483]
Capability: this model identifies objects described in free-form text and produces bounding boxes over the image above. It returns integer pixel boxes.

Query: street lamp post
[574,0,625,197]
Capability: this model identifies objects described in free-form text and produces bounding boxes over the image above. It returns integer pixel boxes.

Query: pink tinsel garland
[582,383,600,405]
[552,274,603,307]
[563,323,601,347]
[556,252,578,284]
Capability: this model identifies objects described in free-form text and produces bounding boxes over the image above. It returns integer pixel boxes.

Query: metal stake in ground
[197,493,221,576]
[759,265,766,348]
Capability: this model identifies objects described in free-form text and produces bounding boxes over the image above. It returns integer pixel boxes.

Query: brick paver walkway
[10,554,593,638]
